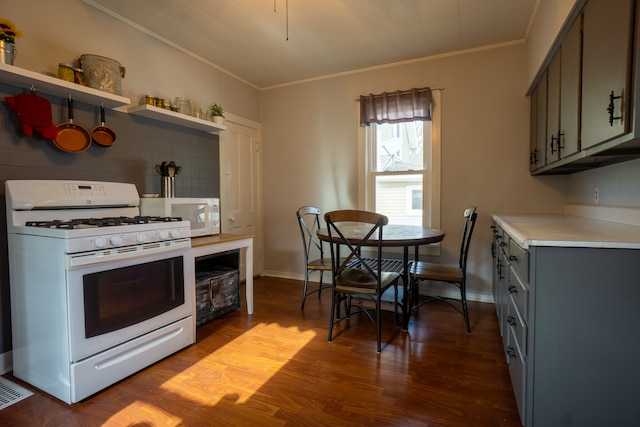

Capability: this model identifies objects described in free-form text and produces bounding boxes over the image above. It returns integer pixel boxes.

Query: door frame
[220,112,264,277]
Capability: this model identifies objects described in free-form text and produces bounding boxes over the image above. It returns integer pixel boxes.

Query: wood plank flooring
[0,277,521,426]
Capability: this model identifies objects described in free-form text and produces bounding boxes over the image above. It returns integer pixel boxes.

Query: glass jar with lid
[174,97,191,115]
[58,63,75,83]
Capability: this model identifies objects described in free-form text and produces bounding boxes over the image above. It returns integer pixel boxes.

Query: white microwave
[140,197,220,237]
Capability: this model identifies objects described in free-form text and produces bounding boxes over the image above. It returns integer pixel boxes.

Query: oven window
[83,256,185,338]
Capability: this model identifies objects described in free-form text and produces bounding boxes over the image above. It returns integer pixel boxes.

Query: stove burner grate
[25,216,183,229]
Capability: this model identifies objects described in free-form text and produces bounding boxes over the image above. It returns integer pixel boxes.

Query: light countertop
[492,213,640,249]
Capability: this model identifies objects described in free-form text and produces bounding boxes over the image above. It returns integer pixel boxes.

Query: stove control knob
[170,229,180,239]
[159,230,170,240]
[94,237,107,248]
[110,235,122,246]
[136,233,148,243]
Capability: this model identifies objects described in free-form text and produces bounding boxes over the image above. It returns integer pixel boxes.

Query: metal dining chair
[296,206,332,309]
[409,206,478,333]
[324,209,401,353]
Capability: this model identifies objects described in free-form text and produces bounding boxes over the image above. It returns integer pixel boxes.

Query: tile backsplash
[0,82,221,358]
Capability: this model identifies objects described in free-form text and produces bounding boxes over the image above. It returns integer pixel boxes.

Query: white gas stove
[5,180,196,404]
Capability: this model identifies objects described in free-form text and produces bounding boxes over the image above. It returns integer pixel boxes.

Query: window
[358,90,441,231]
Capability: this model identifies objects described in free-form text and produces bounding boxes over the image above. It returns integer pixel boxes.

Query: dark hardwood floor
[0,277,521,426]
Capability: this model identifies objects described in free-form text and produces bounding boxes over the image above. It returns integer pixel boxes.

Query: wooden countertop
[191,233,253,248]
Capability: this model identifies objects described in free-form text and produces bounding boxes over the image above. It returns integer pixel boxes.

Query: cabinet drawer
[508,239,528,283]
[507,268,529,323]
[506,294,527,357]
[507,326,526,425]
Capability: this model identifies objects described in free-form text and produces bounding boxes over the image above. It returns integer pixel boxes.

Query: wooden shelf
[0,63,224,134]
[0,62,130,108]
[128,104,226,134]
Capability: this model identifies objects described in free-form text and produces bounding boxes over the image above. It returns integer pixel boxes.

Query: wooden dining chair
[324,209,401,353]
[409,207,478,333]
[296,206,332,309]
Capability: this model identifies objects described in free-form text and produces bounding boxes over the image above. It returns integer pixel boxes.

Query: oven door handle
[67,239,191,269]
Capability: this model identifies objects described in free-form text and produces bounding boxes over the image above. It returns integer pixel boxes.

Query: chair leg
[410,277,420,312]
[394,282,400,326]
[376,294,382,353]
[328,289,338,343]
[301,269,310,310]
[461,280,471,333]
[317,270,324,298]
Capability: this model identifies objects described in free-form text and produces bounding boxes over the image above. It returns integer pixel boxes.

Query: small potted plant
[209,102,224,124]
[0,17,23,65]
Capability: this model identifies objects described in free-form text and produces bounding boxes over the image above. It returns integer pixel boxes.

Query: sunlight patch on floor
[162,322,316,405]
[103,399,184,426]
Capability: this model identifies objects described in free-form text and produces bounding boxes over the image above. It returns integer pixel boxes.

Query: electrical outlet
[594,187,599,204]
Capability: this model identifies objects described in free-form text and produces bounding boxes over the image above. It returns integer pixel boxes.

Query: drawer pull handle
[507,347,517,359]
[500,242,507,247]
[509,255,518,261]
[508,285,517,294]
[507,315,516,326]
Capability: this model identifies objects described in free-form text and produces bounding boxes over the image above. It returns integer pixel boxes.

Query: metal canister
[58,63,75,82]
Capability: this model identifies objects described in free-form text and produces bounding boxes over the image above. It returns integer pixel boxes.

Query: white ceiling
[85,0,538,89]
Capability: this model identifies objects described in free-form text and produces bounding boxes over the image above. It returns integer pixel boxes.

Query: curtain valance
[359,87,432,127]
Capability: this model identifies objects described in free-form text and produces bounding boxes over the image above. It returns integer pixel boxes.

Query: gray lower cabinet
[492,223,640,427]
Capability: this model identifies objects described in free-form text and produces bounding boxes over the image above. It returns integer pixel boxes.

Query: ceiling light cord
[274,0,290,41]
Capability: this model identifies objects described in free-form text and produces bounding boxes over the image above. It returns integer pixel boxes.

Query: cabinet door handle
[500,242,507,247]
[550,134,557,154]
[557,131,564,151]
[508,285,517,294]
[608,90,623,126]
[509,255,518,261]
[507,347,517,359]
[507,315,517,326]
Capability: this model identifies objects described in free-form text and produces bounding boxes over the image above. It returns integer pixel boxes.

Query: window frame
[358,90,441,255]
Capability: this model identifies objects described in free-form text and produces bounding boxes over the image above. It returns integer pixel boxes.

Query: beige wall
[8,0,260,121]
[260,44,568,301]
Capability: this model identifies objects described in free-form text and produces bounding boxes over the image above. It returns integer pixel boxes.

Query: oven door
[67,245,194,362]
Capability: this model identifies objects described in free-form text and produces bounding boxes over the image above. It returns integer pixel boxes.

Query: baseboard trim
[0,351,13,375]
[262,272,495,304]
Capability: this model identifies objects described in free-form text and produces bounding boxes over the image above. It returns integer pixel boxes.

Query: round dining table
[317,223,445,330]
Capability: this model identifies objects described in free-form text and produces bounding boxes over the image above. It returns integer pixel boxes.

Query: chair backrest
[297,206,324,262]
[459,207,478,271]
[324,210,388,286]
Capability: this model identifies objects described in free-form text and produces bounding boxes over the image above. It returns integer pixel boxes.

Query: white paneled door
[219,115,263,278]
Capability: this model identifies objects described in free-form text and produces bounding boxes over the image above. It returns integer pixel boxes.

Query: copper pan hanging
[53,96,91,153]
[91,104,117,147]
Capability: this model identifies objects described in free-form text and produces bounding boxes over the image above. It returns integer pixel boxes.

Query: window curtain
[359,87,432,127]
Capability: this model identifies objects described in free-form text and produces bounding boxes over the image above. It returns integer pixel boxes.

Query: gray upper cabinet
[558,18,581,158]
[581,0,632,149]
[529,0,640,175]
[530,76,547,171]
[531,15,581,170]
[545,52,561,165]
